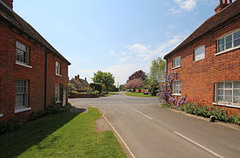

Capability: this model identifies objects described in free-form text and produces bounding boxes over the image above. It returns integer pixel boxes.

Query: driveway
[69,92,240,158]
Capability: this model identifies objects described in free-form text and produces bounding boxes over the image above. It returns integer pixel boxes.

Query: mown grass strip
[0,108,126,158]
[125,91,156,97]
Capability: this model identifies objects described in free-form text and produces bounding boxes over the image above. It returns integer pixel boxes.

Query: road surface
[69,92,240,158]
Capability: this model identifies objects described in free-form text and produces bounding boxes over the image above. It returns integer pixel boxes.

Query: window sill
[16,61,32,68]
[14,107,31,114]
[56,74,62,77]
[213,102,240,109]
[172,66,181,70]
[193,58,205,62]
[172,93,181,96]
[0,114,3,117]
[215,45,240,56]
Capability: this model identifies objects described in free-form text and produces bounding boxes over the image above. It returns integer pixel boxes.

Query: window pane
[217,83,223,88]
[225,82,232,88]
[218,90,223,95]
[234,82,240,88]
[226,35,232,49]
[225,90,232,95]
[194,45,205,61]
[217,96,223,101]
[225,96,232,102]
[234,39,240,47]
[234,90,240,97]
[234,30,240,40]
[218,38,224,52]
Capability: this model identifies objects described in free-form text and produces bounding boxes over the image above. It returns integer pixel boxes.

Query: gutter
[44,51,49,110]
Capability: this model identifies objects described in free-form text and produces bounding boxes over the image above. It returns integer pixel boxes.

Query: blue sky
[14,0,220,85]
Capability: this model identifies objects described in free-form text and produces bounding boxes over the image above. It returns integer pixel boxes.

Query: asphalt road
[69,92,240,158]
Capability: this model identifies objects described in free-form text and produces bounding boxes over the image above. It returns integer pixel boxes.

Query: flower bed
[180,102,240,125]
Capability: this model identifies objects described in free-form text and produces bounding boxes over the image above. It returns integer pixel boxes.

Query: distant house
[69,75,89,92]
[0,0,71,121]
[164,0,240,113]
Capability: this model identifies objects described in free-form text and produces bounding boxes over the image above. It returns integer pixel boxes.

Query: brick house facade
[164,0,240,114]
[0,0,71,121]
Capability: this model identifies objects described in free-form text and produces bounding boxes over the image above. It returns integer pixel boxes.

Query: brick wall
[0,23,69,122]
[166,19,240,114]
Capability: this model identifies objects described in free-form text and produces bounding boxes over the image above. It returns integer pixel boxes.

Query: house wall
[0,22,69,121]
[166,18,240,114]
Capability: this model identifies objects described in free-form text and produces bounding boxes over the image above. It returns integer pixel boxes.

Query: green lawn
[0,108,126,158]
[125,91,156,97]
[103,92,119,97]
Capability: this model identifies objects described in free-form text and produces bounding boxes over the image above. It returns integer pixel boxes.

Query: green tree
[92,71,115,91]
[149,57,166,83]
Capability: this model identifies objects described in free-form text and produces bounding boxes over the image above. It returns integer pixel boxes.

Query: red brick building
[164,0,240,113]
[0,0,71,121]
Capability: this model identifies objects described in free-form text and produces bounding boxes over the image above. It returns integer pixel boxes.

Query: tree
[125,78,143,90]
[89,83,102,93]
[128,70,146,82]
[119,84,125,91]
[92,71,115,91]
[149,57,166,83]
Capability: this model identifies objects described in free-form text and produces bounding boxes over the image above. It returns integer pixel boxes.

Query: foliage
[0,108,125,158]
[149,57,166,83]
[119,84,125,91]
[0,120,21,135]
[125,78,144,90]
[149,82,159,96]
[68,83,74,93]
[92,71,115,91]
[31,102,70,120]
[70,90,80,94]
[92,90,99,94]
[180,102,240,125]
[90,83,103,93]
[128,70,146,82]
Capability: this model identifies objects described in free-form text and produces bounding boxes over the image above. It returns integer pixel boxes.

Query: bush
[90,83,102,93]
[31,103,71,120]
[0,120,21,135]
[92,90,99,94]
[180,102,240,125]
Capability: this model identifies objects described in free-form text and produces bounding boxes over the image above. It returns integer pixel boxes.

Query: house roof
[164,0,240,59]
[0,3,71,65]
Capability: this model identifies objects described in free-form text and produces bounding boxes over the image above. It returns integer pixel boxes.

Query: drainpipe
[44,52,49,110]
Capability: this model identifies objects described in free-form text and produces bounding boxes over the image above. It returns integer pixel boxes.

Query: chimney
[1,0,13,9]
[214,0,230,13]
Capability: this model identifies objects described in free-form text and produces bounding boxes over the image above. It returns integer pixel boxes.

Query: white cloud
[128,44,149,53]
[119,56,131,63]
[170,0,198,14]
[109,49,118,56]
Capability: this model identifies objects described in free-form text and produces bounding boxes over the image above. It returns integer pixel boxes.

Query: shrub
[0,120,21,135]
[180,102,240,125]
[90,83,102,93]
[31,103,71,120]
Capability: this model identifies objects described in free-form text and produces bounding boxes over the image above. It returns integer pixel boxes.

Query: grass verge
[0,108,126,158]
[103,92,119,97]
[125,91,156,97]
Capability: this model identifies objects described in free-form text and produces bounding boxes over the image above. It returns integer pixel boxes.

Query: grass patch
[0,108,126,158]
[125,91,156,97]
[160,103,171,108]
[103,92,119,97]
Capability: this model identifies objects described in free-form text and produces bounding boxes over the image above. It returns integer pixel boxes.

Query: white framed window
[217,29,240,54]
[15,80,28,108]
[56,61,61,75]
[55,83,61,103]
[16,41,29,65]
[173,80,181,95]
[194,45,205,61]
[173,56,181,69]
[215,81,240,105]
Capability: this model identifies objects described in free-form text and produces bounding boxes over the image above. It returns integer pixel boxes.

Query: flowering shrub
[180,102,240,125]
[158,71,186,106]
